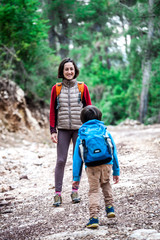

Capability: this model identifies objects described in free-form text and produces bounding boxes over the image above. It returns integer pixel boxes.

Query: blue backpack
[79,123,113,167]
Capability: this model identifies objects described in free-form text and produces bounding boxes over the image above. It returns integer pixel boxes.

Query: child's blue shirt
[73,119,120,181]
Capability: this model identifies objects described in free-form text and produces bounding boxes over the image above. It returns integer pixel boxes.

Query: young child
[72,105,120,228]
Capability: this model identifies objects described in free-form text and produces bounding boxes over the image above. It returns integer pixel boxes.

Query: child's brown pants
[86,164,113,218]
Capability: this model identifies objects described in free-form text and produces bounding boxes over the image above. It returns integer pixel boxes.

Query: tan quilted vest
[57,79,83,130]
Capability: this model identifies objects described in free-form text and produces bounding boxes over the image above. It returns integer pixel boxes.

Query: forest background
[0,0,160,125]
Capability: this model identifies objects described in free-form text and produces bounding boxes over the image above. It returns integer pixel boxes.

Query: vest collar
[62,78,77,88]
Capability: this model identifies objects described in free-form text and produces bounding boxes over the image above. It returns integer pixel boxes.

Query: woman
[50,58,92,207]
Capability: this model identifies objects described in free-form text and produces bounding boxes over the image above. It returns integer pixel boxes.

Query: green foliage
[27,45,60,101]
[146,54,160,123]
[0,0,59,101]
[79,56,130,125]
[0,0,49,54]
[0,0,159,125]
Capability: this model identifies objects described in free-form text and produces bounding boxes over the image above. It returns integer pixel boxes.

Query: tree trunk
[47,2,70,59]
[48,27,57,50]
[120,15,128,55]
[139,0,154,123]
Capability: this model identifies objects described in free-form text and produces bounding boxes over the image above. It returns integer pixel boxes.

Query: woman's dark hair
[80,105,102,123]
[58,58,79,79]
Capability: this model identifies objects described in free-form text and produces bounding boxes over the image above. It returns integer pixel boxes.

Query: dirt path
[0,125,160,240]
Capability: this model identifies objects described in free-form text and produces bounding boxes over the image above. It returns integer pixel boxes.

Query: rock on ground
[0,124,160,240]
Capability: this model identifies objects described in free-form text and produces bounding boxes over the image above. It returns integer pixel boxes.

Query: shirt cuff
[73,176,80,181]
[113,170,120,176]
[50,126,57,134]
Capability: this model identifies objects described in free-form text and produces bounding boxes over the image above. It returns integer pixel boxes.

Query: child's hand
[72,181,80,189]
[113,175,119,184]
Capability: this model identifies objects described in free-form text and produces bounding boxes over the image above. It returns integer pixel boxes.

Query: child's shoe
[86,217,99,228]
[106,205,115,218]
[71,192,81,204]
[53,194,62,207]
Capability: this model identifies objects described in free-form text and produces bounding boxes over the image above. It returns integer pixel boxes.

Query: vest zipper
[68,81,71,129]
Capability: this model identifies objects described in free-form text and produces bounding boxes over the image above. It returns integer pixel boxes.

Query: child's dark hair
[81,105,102,123]
[58,58,79,79]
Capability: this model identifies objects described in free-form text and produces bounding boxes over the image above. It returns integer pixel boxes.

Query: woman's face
[63,62,75,80]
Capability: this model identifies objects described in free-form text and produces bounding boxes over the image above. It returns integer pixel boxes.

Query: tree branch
[1,44,29,80]
[119,2,134,12]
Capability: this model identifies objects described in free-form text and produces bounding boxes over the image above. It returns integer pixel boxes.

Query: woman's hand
[51,133,58,143]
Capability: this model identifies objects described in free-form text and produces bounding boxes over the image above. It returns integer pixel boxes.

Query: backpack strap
[56,82,62,97]
[56,82,84,97]
[79,139,87,162]
[56,83,62,109]
[105,131,113,156]
[56,82,84,108]
[77,82,84,103]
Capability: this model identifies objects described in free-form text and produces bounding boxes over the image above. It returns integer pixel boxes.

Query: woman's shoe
[53,194,62,207]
